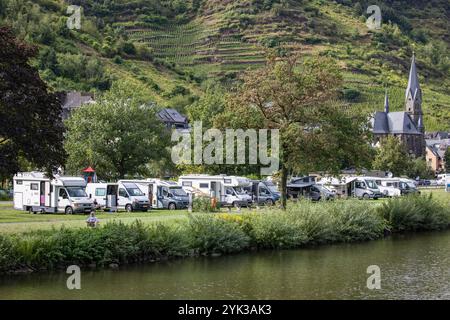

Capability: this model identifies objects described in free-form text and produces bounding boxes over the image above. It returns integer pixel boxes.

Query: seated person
[86,212,100,228]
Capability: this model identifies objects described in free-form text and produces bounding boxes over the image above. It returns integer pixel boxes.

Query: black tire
[168,203,176,210]
[142,209,148,212]
[362,193,370,200]
[65,206,74,215]
[232,202,240,208]
[125,204,133,212]
[265,199,274,206]
[27,207,34,214]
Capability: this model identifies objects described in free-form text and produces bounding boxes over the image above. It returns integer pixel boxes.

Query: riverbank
[1,194,449,274]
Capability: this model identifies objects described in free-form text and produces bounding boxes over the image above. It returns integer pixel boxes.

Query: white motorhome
[116,180,150,212]
[86,183,119,211]
[373,178,402,197]
[120,179,189,210]
[179,174,252,207]
[347,177,382,200]
[13,172,94,214]
[446,176,450,192]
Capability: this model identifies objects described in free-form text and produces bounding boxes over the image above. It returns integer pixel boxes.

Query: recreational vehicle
[85,183,119,211]
[446,176,450,192]
[179,174,252,207]
[121,179,189,210]
[116,181,151,212]
[347,177,382,200]
[374,178,402,197]
[244,180,280,206]
[13,172,94,214]
[287,180,335,201]
[398,178,420,195]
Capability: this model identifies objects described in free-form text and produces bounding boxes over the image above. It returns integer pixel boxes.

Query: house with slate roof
[372,54,426,157]
[157,108,189,130]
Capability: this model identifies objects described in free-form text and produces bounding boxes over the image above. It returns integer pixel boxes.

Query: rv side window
[182,181,192,187]
[16,180,23,185]
[59,189,68,198]
[119,188,128,197]
[96,188,106,196]
[260,187,270,195]
[225,188,234,195]
[199,183,209,189]
[224,179,232,184]
[162,188,169,197]
[30,183,38,190]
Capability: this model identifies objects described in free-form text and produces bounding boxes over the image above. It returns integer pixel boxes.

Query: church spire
[405,53,423,126]
[384,89,389,113]
[406,53,421,101]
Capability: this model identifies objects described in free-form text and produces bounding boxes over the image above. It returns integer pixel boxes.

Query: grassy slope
[1,0,449,129]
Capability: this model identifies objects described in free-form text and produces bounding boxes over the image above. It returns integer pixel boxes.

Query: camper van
[85,183,119,211]
[445,176,450,192]
[287,181,335,201]
[13,172,94,214]
[245,180,280,206]
[398,178,420,195]
[374,178,402,197]
[346,177,382,200]
[179,174,252,207]
[116,181,150,212]
[121,179,189,210]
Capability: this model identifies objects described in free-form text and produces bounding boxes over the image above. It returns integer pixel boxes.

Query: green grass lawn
[0,189,448,234]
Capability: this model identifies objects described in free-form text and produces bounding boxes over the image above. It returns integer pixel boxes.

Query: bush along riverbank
[1,194,449,274]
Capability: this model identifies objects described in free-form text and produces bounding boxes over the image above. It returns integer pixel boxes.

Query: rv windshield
[233,187,248,195]
[365,180,378,190]
[170,187,187,197]
[123,183,144,196]
[66,187,87,198]
[265,182,279,194]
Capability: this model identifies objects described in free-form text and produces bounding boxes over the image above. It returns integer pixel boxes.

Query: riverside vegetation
[1,194,449,274]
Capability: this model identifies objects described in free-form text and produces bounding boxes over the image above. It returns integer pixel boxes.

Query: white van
[117,181,150,212]
[346,177,382,200]
[445,176,450,192]
[132,179,189,210]
[86,183,119,211]
[374,178,402,197]
[179,174,252,207]
[13,172,94,214]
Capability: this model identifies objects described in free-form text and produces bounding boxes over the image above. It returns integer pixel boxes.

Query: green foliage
[1,197,449,273]
[64,80,171,180]
[192,196,219,213]
[372,136,411,176]
[188,215,250,254]
[379,194,450,232]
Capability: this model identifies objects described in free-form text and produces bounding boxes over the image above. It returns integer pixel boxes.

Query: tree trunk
[280,164,288,210]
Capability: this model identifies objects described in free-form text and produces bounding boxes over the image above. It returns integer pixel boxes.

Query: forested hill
[1,0,449,131]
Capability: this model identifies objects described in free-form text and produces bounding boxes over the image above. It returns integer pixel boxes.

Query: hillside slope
[0,0,449,130]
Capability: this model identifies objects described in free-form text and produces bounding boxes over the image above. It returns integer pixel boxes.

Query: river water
[1,231,449,300]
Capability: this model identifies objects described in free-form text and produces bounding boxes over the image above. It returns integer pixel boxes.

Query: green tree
[216,54,372,209]
[405,157,434,180]
[64,81,170,180]
[186,86,225,128]
[0,27,65,179]
[445,147,450,173]
[372,136,411,177]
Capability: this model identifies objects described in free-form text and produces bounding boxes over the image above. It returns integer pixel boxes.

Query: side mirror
[168,193,174,198]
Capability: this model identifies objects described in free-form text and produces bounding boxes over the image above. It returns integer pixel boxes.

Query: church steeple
[405,53,423,125]
[384,89,389,113]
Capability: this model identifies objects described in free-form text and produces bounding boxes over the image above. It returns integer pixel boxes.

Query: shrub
[187,215,250,254]
[192,196,219,212]
[243,212,308,249]
[379,194,450,232]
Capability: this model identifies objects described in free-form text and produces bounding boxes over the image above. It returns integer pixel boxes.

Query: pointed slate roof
[406,54,421,100]
[372,111,422,135]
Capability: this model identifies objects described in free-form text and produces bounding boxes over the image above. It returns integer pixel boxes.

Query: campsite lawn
[0,188,448,234]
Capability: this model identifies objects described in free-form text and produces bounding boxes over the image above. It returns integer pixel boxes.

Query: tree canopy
[216,54,373,208]
[64,81,171,180]
[0,27,65,179]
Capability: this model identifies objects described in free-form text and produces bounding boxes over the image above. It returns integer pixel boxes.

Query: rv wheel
[168,203,176,210]
[362,193,370,200]
[265,199,274,206]
[28,207,34,214]
[65,206,74,215]
[125,204,133,212]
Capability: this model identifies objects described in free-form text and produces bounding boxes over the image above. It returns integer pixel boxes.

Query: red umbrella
[83,166,95,173]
